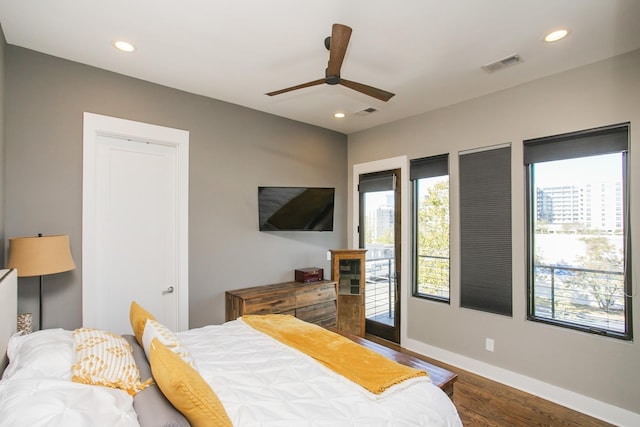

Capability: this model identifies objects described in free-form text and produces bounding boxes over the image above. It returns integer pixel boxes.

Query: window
[525,123,632,340]
[459,146,512,316]
[410,154,449,302]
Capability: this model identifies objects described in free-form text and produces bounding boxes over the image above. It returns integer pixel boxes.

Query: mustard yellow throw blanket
[242,314,427,394]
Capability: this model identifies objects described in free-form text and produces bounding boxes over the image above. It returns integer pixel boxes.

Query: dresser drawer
[296,300,337,327]
[295,282,336,308]
[243,291,296,315]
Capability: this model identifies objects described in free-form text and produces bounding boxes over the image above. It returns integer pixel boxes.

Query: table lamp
[7,234,76,330]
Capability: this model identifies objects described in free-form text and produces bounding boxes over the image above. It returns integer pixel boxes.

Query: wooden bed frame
[0,269,18,374]
[329,327,458,397]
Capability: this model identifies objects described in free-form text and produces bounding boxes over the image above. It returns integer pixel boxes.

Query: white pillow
[141,319,197,369]
[3,329,74,381]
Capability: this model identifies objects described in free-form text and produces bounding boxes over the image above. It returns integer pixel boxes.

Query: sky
[534,153,623,188]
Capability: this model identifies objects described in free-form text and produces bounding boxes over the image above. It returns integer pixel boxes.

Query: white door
[83,113,189,334]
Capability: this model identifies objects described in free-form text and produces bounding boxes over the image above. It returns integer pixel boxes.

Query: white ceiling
[1,1,639,135]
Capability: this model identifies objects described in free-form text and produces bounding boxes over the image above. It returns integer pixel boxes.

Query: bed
[0,274,462,426]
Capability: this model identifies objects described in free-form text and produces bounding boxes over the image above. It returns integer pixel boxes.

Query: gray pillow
[123,334,190,427]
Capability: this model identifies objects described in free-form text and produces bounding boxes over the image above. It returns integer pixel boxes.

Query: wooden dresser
[225,280,337,327]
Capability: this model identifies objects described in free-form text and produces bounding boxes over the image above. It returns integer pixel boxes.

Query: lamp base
[17,313,33,334]
[39,275,44,330]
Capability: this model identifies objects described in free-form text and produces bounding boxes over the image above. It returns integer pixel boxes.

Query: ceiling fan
[266,23,395,102]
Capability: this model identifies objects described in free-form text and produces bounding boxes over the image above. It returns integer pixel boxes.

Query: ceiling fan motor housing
[325,68,340,85]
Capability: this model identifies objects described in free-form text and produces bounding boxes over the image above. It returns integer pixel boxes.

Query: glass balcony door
[359,169,401,343]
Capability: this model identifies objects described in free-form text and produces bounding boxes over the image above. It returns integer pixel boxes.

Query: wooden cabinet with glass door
[331,249,367,337]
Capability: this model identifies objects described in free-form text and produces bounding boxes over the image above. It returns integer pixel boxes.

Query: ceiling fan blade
[326,24,352,77]
[266,78,326,97]
[339,79,395,102]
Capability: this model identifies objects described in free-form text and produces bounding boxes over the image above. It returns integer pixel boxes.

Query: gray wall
[348,49,640,414]
[0,25,5,262]
[5,46,347,330]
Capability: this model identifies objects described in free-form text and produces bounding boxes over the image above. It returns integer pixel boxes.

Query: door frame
[82,112,189,331]
[352,156,409,344]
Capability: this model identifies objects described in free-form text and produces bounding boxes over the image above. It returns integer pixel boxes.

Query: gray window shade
[524,123,629,164]
[410,154,449,180]
[459,146,512,316]
[359,171,395,193]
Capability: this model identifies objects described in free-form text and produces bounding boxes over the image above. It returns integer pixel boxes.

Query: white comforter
[0,322,462,426]
[178,319,462,426]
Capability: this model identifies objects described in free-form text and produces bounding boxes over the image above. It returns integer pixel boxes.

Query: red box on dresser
[295,267,324,283]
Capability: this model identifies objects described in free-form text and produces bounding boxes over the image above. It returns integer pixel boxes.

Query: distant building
[375,205,394,239]
[537,181,621,231]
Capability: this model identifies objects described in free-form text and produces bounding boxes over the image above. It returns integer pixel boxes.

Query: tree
[570,236,624,311]
[376,226,394,245]
[416,180,449,296]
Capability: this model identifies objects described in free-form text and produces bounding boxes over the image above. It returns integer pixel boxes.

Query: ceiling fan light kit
[266,23,395,102]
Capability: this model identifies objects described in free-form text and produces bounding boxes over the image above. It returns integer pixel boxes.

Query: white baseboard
[405,337,640,427]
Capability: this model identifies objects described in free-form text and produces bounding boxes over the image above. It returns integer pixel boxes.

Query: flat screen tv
[258,187,335,231]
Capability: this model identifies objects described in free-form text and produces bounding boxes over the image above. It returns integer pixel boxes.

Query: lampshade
[7,235,76,277]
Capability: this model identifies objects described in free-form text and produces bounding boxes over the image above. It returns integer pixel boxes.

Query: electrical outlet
[485,338,495,352]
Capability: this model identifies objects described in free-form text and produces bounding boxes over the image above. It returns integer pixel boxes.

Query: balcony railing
[415,254,449,299]
[364,257,395,325]
[533,263,625,332]
[363,258,625,333]
[364,254,448,323]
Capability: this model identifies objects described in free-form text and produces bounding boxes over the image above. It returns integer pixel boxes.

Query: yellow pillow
[71,328,151,396]
[130,301,157,345]
[142,318,197,369]
[149,338,232,427]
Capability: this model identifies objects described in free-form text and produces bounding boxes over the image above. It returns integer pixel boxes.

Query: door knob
[162,286,175,295]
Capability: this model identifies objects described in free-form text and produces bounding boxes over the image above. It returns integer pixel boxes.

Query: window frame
[410,154,450,303]
[525,123,632,341]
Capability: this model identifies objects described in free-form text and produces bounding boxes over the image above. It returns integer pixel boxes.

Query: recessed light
[544,29,569,43]
[334,112,346,118]
[114,40,135,52]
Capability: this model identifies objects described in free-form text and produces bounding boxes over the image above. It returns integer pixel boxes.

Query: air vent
[355,107,378,116]
[481,54,523,73]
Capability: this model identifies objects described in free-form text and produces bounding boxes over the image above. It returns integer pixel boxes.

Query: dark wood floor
[365,335,613,427]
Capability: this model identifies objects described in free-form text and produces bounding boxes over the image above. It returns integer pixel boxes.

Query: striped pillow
[71,328,151,396]
[142,319,197,369]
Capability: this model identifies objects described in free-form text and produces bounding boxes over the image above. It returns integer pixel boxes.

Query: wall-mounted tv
[258,187,335,231]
